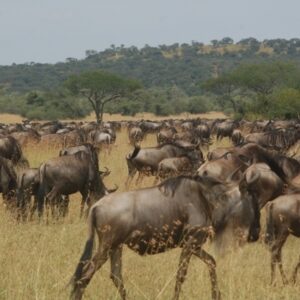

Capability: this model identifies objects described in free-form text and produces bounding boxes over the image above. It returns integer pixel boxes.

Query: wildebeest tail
[264,202,275,246]
[39,163,46,186]
[70,206,96,289]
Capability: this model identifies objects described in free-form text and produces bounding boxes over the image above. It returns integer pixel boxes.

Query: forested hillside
[2,38,300,94]
[1,37,300,120]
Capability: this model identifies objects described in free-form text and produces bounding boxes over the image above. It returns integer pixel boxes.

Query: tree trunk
[229,98,237,113]
[99,103,105,126]
[95,100,102,126]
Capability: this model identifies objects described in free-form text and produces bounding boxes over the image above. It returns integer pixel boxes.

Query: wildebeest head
[194,169,261,244]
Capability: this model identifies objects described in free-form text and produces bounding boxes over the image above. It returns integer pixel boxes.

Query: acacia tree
[65,70,141,124]
[202,74,238,112]
[203,61,300,115]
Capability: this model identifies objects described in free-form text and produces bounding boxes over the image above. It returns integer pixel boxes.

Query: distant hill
[1,38,300,95]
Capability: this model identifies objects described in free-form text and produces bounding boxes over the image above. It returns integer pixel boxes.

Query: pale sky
[0,0,300,65]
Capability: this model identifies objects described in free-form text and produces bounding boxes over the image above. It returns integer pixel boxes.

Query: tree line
[1,38,300,121]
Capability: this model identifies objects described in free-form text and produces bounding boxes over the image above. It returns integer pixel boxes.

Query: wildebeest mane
[158,175,214,221]
[257,151,289,183]
[158,175,193,196]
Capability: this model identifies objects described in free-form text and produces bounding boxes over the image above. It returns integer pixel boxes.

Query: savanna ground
[0,112,300,300]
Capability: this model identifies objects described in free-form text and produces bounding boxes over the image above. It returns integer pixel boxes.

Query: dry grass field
[0,111,227,124]
[0,113,300,300]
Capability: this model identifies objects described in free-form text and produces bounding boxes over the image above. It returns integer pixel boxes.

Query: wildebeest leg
[30,194,39,220]
[71,246,110,300]
[110,246,126,300]
[173,245,192,300]
[125,171,136,188]
[80,188,89,218]
[36,184,47,220]
[277,247,288,285]
[270,235,288,285]
[135,172,144,186]
[59,195,69,217]
[17,189,28,221]
[193,248,221,300]
[291,255,300,284]
[45,187,60,222]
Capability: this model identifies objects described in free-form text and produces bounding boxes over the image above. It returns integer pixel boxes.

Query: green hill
[2,38,300,95]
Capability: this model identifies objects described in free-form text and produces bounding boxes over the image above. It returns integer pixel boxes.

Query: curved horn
[247,172,260,185]
[99,166,111,177]
[107,184,118,193]
[226,165,243,183]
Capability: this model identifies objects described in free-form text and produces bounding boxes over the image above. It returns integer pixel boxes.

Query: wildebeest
[197,152,248,182]
[38,121,63,135]
[59,144,99,167]
[11,128,41,146]
[156,150,204,181]
[59,143,113,180]
[139,120,162,133]
[16,168,40,220]
[70,173,261,300]
[0,136,29,166]
[156,127,177,144]
[231,129,243,146]
[264,194,300,284]
[62,128,87,148]
[0,156,17,207]
[195,123,211,140]
[37,151,108,218]
[40,133,66,149]
[215,120,238,140]
[173,130,200,145]
[243,163,284,209]
[207,147,235,161]
[126,142,202,186]
[128,126,144,145]
[211,159,287,252]
[90,130,115,154]
[243,128,300,152]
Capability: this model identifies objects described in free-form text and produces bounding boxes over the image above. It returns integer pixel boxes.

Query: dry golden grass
[0,111,227,125]
[65,111,227,123]
[0,114,24,124]
[0,127,300,300]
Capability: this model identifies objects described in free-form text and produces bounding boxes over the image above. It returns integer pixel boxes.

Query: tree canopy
[64,70,141,124]
[203,61,300,119]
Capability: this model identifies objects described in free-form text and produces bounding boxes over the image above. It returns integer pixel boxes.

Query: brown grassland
[0,113,300,300]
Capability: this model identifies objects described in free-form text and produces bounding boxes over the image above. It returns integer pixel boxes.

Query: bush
[269,88,300,119]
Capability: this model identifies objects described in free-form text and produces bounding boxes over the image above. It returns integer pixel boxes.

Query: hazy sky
[1,0,300,65]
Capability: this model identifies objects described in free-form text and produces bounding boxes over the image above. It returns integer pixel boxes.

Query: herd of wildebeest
[0,117,300,299]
